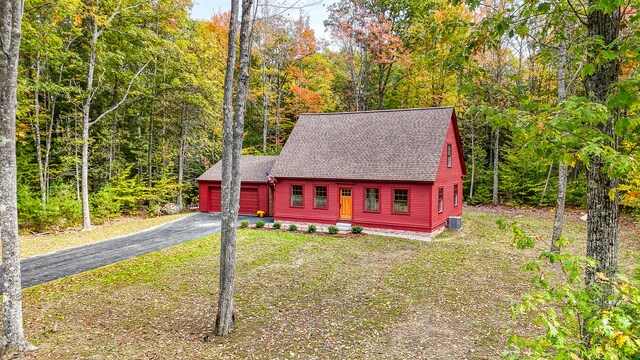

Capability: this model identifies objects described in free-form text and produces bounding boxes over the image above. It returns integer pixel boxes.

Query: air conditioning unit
[447,216,462,230]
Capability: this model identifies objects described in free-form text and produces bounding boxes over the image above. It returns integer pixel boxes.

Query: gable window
[454,184,459,206]
[291,185,303,207]
[393,189,409,213]
[447,143,452,168]
[365,188,379,211]
[438,188,444,213]
[314,186,327,208]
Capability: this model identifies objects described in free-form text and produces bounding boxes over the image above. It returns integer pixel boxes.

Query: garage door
[239,188,259,215]
[209,187,221,212]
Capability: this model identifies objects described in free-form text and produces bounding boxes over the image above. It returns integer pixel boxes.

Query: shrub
[351,225,363,234]
[147,201,162,217]
[328,226,338,234]
[239,220,249,228]
[501,220,640,359]
[288,224,297,232]
[255,220,265,228]
[90,184,123,224]
[17,183,82,231]
[272,222,281,229]
[308,224,317,233]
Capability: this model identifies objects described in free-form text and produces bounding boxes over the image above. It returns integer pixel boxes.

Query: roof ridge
[299,106,454,116]
[239,155,279,158]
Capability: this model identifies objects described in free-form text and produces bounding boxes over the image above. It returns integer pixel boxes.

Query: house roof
[270,107,462,182]
[197,155,278,182]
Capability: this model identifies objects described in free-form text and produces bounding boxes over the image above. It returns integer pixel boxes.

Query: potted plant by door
[256,210,265,218]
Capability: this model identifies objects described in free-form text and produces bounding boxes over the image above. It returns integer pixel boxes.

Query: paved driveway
[2,213,272,289]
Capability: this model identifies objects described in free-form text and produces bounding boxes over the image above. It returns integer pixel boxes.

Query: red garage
[197,156,276,216]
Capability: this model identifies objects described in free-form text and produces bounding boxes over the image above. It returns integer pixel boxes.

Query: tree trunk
[81,21,100,231]
[469,123,475,200]
[582,4,621,346]
[0,0,36,353]
[148,64,156,188]
[44,97,55,200]
[261,60,268,154]
[551,33,568,252]
[492,127,499,205]
[32,53,47,203]
[583,7,620,284]
[177,106,188,209]
[215,0,241,337]
[275,75,284,151]
[539,161,553,206]
[217,0,255,336]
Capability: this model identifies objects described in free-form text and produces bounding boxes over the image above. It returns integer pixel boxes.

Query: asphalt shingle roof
[197,155,277,182]
[270,107,455,182]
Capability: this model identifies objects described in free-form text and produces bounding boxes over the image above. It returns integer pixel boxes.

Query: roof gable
[270,107,457,182]
[197,155,277,182]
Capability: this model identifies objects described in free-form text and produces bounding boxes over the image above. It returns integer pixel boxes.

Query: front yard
[22,208,639,359]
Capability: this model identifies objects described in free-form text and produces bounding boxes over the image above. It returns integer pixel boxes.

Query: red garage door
[239,187,259,215]
[209,186,221,212]
[209,186,259,215]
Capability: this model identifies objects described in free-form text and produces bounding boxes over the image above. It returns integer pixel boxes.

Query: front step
[335,222,352,231]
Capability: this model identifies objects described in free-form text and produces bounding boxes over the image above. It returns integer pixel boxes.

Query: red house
[197,107,465,234]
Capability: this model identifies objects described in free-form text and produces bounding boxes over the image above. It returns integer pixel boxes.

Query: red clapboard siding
[431,114,464,230]
[273,179,433,232]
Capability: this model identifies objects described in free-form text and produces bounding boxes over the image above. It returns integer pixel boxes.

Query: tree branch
[89,61,149,127]
[566,0,588,26]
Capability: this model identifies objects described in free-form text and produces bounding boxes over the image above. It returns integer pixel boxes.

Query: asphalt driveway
[2,213,272,289]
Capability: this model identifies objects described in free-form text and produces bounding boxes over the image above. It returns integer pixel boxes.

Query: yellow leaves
[614,332,629,347]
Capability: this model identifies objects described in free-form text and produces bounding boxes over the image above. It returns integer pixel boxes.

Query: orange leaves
[289,85,324,113]
[291,16,316,59]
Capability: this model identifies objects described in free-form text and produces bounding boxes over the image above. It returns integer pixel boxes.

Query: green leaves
[536,2,551,13]
[501,221,640,359]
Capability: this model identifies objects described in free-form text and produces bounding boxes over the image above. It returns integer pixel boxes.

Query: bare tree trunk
[492,127,499,205]
[177,106,188,209]
[74,112,80,201]
[275,75,284,151]
[0,0,36,353]
[81,21,99,231]
[551,32,568,253]
[215,0,241,337]
[581,5,621,346]
[217,0,255,336]
[32,53,47,203]
[261,60,268,154]
[469,123,475,200]
[539,161,553,206]
[44,97,55,200]
[148,64,156,188]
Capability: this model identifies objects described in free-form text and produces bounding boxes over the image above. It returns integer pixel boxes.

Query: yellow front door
[339,188,352,220]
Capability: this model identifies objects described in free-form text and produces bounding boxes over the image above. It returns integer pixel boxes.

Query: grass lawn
[21,208,639,359]
[18,213,192,258]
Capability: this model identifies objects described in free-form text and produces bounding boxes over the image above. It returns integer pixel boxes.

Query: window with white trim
[291,185,303,207]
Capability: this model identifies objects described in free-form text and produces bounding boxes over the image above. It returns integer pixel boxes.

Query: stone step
[335,222,352,231]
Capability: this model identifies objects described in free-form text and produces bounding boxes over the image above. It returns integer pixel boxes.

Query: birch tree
[215,0,256,336]
[0,0,36,353]
[79,2,149,230]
